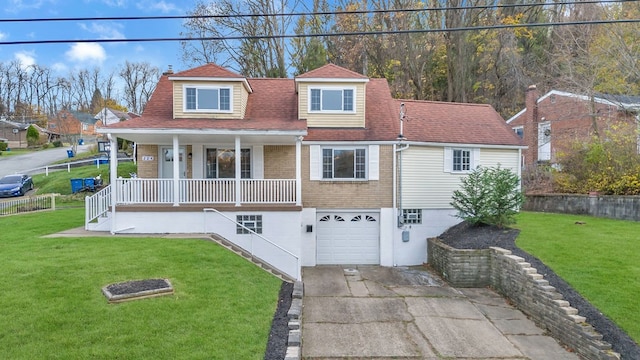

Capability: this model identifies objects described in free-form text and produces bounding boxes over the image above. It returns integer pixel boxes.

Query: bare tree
[119,61,160,114]
[181,0,298,77]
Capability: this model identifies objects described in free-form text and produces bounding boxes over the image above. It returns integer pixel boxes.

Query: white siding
[478,148,520,172]
[400,146,520,209]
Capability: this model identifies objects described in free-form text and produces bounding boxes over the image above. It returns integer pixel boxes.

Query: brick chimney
[524,85,540,168]
[162,65,174,76]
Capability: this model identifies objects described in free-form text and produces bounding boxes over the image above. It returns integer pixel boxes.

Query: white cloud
[0,32,6,41]
[136,0,179,13]
[4,0,47,13]
[65,43,106,64]
[51,62,68,73]
[14,51,35,69]
[79,22,125,40]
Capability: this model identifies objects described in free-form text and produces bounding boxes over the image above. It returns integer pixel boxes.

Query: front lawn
[0,208,282,359]
[515,212,640,343]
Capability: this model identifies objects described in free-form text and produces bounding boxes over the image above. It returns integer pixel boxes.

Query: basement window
[236,215,262,234]
[402,209,422,224]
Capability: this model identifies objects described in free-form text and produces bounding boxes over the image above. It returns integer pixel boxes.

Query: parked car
[0,174,33,197]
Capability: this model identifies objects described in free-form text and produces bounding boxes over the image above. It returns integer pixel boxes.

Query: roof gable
[296,64,369,80]
[170,63,244,78]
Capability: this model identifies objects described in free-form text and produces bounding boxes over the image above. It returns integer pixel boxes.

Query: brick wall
[264,145,296,179]
[301,145,394,208]
[137,144,158,178]
[428,238,619,360]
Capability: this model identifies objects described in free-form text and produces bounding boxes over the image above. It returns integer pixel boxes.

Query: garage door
[316,211,380,265]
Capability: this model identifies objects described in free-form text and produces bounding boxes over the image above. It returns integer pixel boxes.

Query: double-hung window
[205,148,251,178]
[310,88,355,112]
[452,149,471,172]
[185,86,231,112]
[322,148,366,179]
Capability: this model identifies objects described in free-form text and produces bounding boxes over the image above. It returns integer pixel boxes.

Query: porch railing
[114,178,297,205]
[85,185,111,227]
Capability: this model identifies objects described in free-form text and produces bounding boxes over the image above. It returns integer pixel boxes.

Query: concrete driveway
[302,266,580,359]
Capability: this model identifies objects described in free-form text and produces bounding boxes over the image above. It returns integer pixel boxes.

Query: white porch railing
[113,178,297,205]
[85,185,111,228]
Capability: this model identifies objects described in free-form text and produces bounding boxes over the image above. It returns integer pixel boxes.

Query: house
[49,110,99,139]
[0,118,49,148]
[91,63,524,280]
[507,85,640,168]
[94,108,140,126]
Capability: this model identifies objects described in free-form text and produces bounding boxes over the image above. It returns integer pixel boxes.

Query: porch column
[235,136,241,207]
[108,134,118,234]
[295,136,302,206]
[172,135,180,207]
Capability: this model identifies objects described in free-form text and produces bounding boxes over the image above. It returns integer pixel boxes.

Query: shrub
[26,125,40,147]
[450,166,524,228]
[52,140,63,148]
[554,125,640,195]
[0,141,7,152]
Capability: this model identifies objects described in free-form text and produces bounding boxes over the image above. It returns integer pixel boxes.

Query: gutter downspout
[295,136,302,206]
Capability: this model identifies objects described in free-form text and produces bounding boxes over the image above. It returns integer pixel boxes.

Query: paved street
[0,144,91,178]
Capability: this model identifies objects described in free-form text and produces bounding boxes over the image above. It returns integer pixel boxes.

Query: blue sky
[0,0,200,76]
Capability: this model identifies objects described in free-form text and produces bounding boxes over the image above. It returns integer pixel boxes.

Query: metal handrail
[203,208,301,280]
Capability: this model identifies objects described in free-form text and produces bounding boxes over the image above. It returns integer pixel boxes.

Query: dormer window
[309,87,355,113]
[184,85,231,112]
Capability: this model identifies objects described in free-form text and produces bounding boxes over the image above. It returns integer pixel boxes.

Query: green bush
[26,125,39,147]
[0,142,7,151]
[52,140,63,148]
[450,166,524,228]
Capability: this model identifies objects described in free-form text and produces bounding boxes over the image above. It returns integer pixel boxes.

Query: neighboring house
[94,107,140,126]
[91,63,523,279]
[507,85,640,168]
[0,118,49,148]
[50,110,99,138]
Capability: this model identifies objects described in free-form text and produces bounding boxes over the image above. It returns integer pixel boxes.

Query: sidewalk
[302,266,580,359]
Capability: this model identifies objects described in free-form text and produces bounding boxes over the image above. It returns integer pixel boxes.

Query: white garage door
[316,211,380,265]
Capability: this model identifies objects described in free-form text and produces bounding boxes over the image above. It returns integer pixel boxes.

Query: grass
[515,212,640,343]
[33,163,137,195]
[0,208,282,359]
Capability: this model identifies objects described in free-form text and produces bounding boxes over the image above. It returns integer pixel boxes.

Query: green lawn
[515,212,640,343]
[33,163,137,196]
[0,208,282,359]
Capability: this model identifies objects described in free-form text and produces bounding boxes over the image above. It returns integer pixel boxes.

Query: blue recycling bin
[70,178,84,193]
[83,178,96,191]
[78,139,84,145]
[67,149,74,158]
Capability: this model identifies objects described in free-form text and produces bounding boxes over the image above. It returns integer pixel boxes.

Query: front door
[160,147,186,178]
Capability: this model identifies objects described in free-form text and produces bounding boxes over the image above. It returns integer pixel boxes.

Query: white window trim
[307,85,357,114]
[310,145,378,181]
[444,147,480,174]
[513,126,524,139]
[183,84,233,113]
[204,146,253,179]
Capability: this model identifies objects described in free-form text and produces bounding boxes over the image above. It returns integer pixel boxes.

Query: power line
[1,18,639,46]
[0,0,635,23]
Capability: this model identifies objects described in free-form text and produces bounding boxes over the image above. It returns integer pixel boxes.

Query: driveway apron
[301,265,580,360]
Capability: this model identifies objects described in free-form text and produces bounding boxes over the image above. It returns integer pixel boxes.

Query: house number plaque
[142,156,154,161]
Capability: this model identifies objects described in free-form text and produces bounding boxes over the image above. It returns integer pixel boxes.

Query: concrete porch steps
[209,233,294,283]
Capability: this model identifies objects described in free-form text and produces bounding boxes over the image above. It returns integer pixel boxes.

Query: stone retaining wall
[524,194,640,221]
[428,238,619,360]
